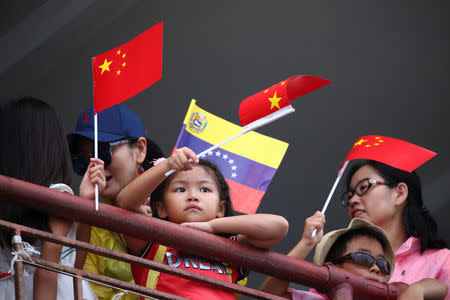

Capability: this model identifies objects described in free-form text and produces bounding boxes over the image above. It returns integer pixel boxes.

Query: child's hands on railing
[80,158,106,200]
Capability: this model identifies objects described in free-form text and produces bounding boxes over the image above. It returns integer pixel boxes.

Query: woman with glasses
[342,160,449,298]
[68,104,164,300]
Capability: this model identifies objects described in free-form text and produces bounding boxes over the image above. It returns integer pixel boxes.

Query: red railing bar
[0,219,283,300]
[20,256,187,300]
[0,175,408,299]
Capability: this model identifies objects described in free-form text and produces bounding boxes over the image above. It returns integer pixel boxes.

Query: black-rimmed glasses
[330,251,391,275]
[71,138,136,176]
[341,178,391,207]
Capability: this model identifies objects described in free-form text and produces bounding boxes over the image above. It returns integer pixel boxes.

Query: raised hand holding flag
[312,135,436,237]
[91,21,163,210]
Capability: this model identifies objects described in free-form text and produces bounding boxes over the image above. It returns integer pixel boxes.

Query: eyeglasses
[331,251,391,275]
[71,139,136,176]
[341,178,391,207]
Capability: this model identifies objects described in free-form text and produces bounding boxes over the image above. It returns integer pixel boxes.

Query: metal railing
[0,174,408,299]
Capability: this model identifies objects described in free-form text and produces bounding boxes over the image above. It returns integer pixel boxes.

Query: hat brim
[68,131,125,143]
[313,218,395,279]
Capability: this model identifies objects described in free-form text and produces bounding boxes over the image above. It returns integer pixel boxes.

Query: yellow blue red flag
[174,100,289,214]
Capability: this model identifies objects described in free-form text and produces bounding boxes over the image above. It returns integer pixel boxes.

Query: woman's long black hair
[0,97,73,247]
[346,160,448,253]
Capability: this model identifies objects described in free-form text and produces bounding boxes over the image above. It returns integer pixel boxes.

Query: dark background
[1,0,449,295]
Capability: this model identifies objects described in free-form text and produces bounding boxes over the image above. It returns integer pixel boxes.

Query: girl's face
[156,165,226,224]
[347,165,398,227]
[338,235,389,283]
[78,137,146,199]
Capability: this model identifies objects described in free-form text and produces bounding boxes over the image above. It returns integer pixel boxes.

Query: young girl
[114,147,289,299]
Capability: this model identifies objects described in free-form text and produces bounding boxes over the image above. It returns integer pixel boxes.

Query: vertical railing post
[73,277,82,300]
[12,230,24,300]
[328,282,354,300]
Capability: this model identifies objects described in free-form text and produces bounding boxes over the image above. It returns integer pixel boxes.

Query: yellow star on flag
[268,92,282,109]
[354,138,367,147]
[99,59,112,75]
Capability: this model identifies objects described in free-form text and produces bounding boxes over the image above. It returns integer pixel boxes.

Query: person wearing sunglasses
[342,160,450,298]
[261,217,448,299]
[68,104,164,300]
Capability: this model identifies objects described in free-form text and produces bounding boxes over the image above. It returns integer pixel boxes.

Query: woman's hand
[301,211,326,248]
[167,147,199,172]
[80,158,106,199]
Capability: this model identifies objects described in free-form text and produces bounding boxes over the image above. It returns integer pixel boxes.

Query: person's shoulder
[90,226,114,244]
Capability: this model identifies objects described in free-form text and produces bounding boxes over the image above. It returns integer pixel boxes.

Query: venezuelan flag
[173,99,288,214]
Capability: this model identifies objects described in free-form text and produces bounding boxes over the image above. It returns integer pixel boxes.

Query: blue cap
[68,105,146,142]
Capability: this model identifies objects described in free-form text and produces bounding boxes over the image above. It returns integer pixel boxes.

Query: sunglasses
[331,251,391,275]
[71,139,136,176]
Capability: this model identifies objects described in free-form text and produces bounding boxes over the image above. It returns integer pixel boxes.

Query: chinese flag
[92,21,163,113]
[239,75,331,126]
[343,135,436,172]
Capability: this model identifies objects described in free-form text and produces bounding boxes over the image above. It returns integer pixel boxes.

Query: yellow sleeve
[82,226,138,300]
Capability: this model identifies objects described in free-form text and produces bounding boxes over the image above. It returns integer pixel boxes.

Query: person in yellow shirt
[68,105,164,299]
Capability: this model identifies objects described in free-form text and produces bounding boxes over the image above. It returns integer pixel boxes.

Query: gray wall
[1,0,449,295]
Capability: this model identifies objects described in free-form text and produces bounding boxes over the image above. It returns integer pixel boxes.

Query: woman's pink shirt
[389,236,450,299]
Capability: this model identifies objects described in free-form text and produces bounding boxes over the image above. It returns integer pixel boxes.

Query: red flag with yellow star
[92,21,163,113]
[239,75,331,126]
[343,135,436,172]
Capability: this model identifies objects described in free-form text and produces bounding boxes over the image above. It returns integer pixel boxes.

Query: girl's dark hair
[0,97,72,247]
[151,159,233,223]
[325,227,390,264]
[345,160,448,252]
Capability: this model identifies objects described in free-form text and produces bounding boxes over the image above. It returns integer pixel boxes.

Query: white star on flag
[231,172,237,178]
[231,165,237,171]
[215,150,222,156]
[223,154,228,160]
[228,159,234,164]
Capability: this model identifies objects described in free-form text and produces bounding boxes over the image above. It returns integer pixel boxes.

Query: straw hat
[313,218,395,279]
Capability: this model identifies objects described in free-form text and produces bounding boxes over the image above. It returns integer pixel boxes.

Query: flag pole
[94,113,99,211]
[312,161,349,237]
[164,105,295,176]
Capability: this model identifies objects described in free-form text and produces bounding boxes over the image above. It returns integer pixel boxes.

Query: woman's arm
[398,279,448,300]
[259,211,325,297]
[33,217,72,300]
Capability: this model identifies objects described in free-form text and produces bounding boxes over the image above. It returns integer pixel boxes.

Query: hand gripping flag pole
[165,75,331,177]
[91,22,163,210]
[312,135,437,237]
[171,100,289,214]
